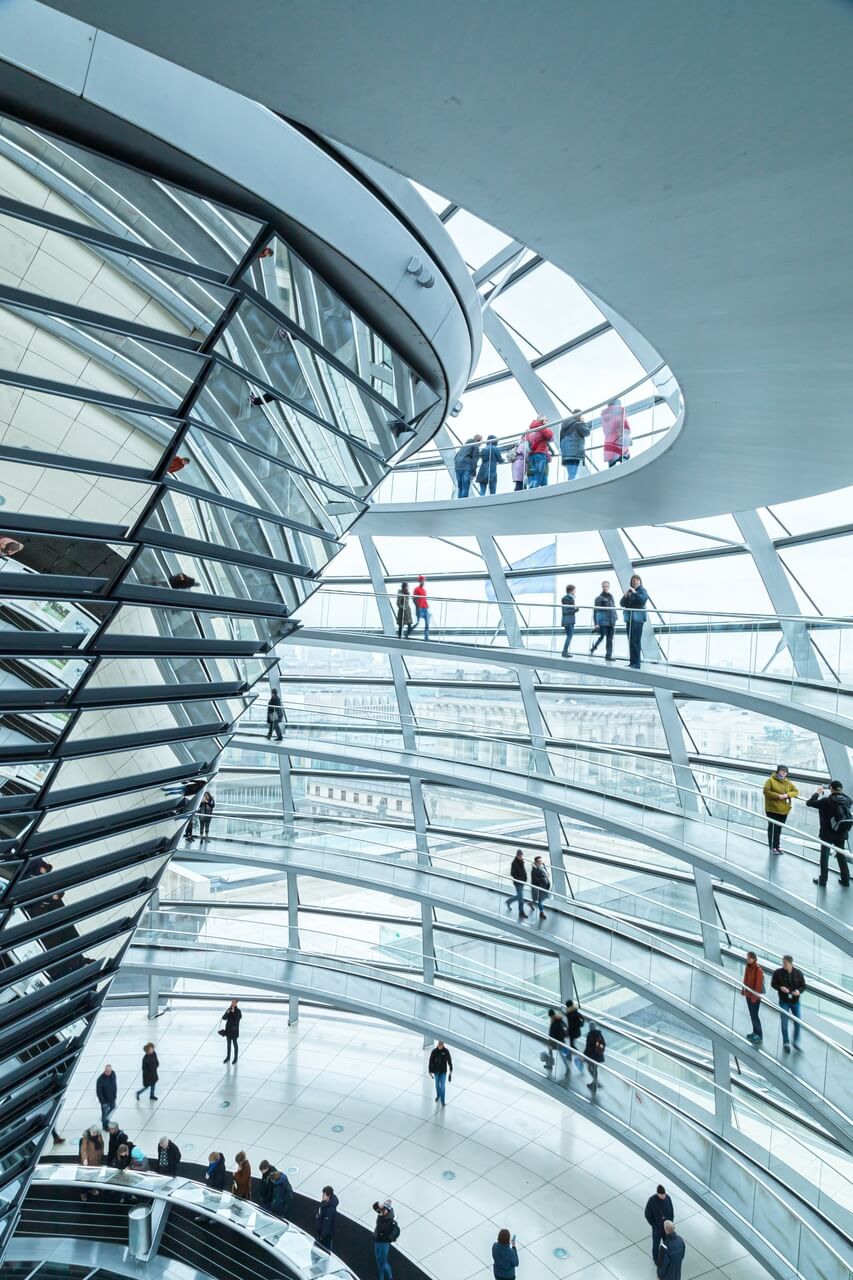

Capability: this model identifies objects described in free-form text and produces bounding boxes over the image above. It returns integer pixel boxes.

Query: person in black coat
[96,1064,117,1127]
[584,1023,606,1092]
[222,998,242,1063]
[428,1041,453,1106]
[560,583,578,657]
[206,1151,228,1191]
[807,781,851,887]
[504,850,528,920]
[198,791,215,840]
[105,1122,129,1167]
[620,574,649,670]
[564,1000,585,1071]
[315,1185,339,1250]
[156,1137,182,1176]
[136,1043,159,1100]
[657,1221,686,1279]
[266,689,284,741]
[645,1185,674,1263]
[590,580,617,660]
[270,1169,293,1216]
[529,856,551,919]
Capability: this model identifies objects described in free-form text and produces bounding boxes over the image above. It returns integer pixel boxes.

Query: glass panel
[0,458,151,526]
[127,546,310,612]
[492,261,605,353]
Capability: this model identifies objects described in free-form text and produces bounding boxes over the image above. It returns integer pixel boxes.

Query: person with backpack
[560,583,578,657]
[372,1198,399,1279]
[564,999,585,1072]
[529,855,551,919]
[476,434,505,495]
[525,418,556,488]
[559,411,591,479]
[590,580,617,660]
[741,951,765,1044]
[807,780,851,887]
[601,399,632,467]
[504,850,528,919]
[620,574,649,670]
[584,1023,606,1091]
[266,689,284,740]
[454,436,483,498]
[509,432,529,490]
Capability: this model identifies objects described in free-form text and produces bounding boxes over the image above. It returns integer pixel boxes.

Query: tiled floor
[52,1006,773,1280]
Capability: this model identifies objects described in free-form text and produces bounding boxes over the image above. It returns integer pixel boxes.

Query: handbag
[217,1028,227,1037]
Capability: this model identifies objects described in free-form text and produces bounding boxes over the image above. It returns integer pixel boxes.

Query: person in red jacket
[525,417,556,488]
[741,950,764,1044]
[410,575,430,640]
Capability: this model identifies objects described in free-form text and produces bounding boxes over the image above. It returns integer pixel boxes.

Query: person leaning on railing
[559,411,591,479]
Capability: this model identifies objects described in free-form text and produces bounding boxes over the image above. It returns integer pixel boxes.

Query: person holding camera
[807,780,851,887]
[492,1227,520,1278]
[372,1198,400,1279]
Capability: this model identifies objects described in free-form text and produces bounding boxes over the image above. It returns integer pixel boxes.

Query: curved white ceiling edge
[0,0,479,408]
[40,0,853,524]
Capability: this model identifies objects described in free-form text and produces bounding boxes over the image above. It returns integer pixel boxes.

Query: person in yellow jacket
[763,765,799,854]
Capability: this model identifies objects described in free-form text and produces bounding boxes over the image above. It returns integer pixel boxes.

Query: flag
[485,541,556,600]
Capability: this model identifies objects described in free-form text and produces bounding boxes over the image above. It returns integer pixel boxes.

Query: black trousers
[225,1035,239,1061]
[199,816,211,838]
[818,839,850,885]
[766,811,788,849]
[591,625,614,658]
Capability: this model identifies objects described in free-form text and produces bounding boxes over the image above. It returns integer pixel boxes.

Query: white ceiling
[39,0,853,526]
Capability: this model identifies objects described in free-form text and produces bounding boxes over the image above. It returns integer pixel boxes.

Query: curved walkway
[232,736,853,955]
[183,836,852,1146]
[123,945,853,1280]
[296,629,853,746]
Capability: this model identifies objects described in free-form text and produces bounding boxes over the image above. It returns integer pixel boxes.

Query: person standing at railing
[560,583,578,657]
[559,411,590,479]
[762,765,799,854]
[806,780,852,888]
[601,398,632,467]
[564,999,585,1072]
[508,432,529,491]
[395,582,413,639]
[741,951,765,1044]
[504,849,529,919]
[315,1185,339,1252]
[232,1150,252,1198]
[454,435,482,498]
[770,955,806,1054]
[590,580,617,660]
[620,574,649,670]
[525,418,556,488]
[476,434,506,495]
[266,689,284,741]
[410,575,430,640]
[198,790,215,840]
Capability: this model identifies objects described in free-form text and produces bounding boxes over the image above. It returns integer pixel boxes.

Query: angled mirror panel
[168,425,364,534]
[97,602,294,652]
[125,546,311,612]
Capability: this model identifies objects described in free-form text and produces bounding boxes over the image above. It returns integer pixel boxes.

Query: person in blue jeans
[560,583,577,657]
[454,436,482,498]
[428,1041,453,1106]
[620,573,649,669]
[372,1199,398,1279]
[476,434,505,495]
[770,955,806,1052]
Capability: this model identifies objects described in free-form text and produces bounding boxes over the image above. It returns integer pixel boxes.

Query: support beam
[735,510,850,786]
[287,871,300,1025]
